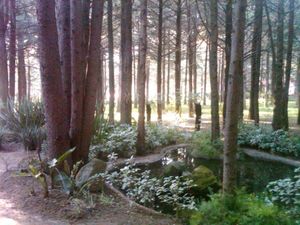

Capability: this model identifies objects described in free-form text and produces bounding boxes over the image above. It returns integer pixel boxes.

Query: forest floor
[0,143,179,225]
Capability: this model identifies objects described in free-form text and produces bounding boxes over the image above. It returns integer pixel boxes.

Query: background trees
[0,1,299,188]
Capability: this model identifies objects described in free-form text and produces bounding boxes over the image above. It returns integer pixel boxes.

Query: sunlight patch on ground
[0,217,19,225]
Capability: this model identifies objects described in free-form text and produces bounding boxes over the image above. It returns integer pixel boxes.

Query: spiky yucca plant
[0,99,46,151]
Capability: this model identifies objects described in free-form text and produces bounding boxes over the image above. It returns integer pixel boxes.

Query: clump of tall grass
[0,99,46,151]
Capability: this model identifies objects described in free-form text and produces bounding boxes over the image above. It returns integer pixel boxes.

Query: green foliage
[190,191,294,225]
[145,124,186,150]
[267,168,300,207]
[190,132,223,159]
[238,123,300,157]
[90,123,187,159]
[104,159,196,211]
[91,115,112,145]
[103,124,137,157]
[29,148,76,197]
[0,99,46,151]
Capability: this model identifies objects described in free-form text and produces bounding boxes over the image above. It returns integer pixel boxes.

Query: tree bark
[223,0,232,125]
[175,0,182,113]
[36,0,70,159]
[133,46,137,108]
[223,0,247,194]
[27,62,31,99]
[120,0,132,124]
[249,0,263,124]
[184,43,188,105]
[57,0,71,131]
[107,0,115,124]
[203,43,208,106]
[9,0,16,101]
[297,57,300,125]
[265,50,270,107]
[187,0,194,117]
[209,0,220,140]
[167,30,171,105]
[70,0,85,151]
[79,0,104,163]
[272,0,284,130]
[0,0,8,105]
[162,29,166,110]
[282,0,295,130]
[17,33,26,102]
[136,0,148,155]
[193,42,197,99]
[157,0,163,121]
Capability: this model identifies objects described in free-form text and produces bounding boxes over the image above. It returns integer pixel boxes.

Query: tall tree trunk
[36,0,70,159]
[17,33,26,102]
[162,29,166,110]
[223,0,247,194]
[79,0,104,163]
[193,42,197,98]
[265,2,276,98]
[167,30,171,105]
[209,0,220,140]
[297,56,300,125]
[223,0,232,125]
[175,0,182,113]
[9,0,16,101]
[81,0,91,74]
[107,0,115,124]
[265,50,270,107]
[272,0,284,130]
[146,59,150,103]
[0,0,8,105]
[203,43,208,106]
[184,44,188,105]
[27,62,31,99]
[220,51,225,103]
[120,0,132,124]
[70,0,85,151]
[157,0,163,121]
[133,46,137,108]
[136,0,147,155]
[57,0,71,131]
[187,0,194,117]
[282,0,295,130]
[249,0,263,124]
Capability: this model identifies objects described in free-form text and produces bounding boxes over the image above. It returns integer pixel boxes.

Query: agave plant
[0,99,46,151]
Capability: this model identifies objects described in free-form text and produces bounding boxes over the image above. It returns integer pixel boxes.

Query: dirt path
[0,144,179,225]
[0,144,64,225]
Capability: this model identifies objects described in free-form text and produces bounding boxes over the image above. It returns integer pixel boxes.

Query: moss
[190,165,218,191]
[163,161,187,177]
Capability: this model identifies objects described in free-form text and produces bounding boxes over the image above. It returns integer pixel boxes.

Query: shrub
[267,167,300,207]
[0,99,46,150]
[102,124,137,157]
[190,191,294,225]
[90,124,187,159]
[190,132,223,159]
[238,123,300,157]
[104,159,196,211]
[145,124,186,150]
